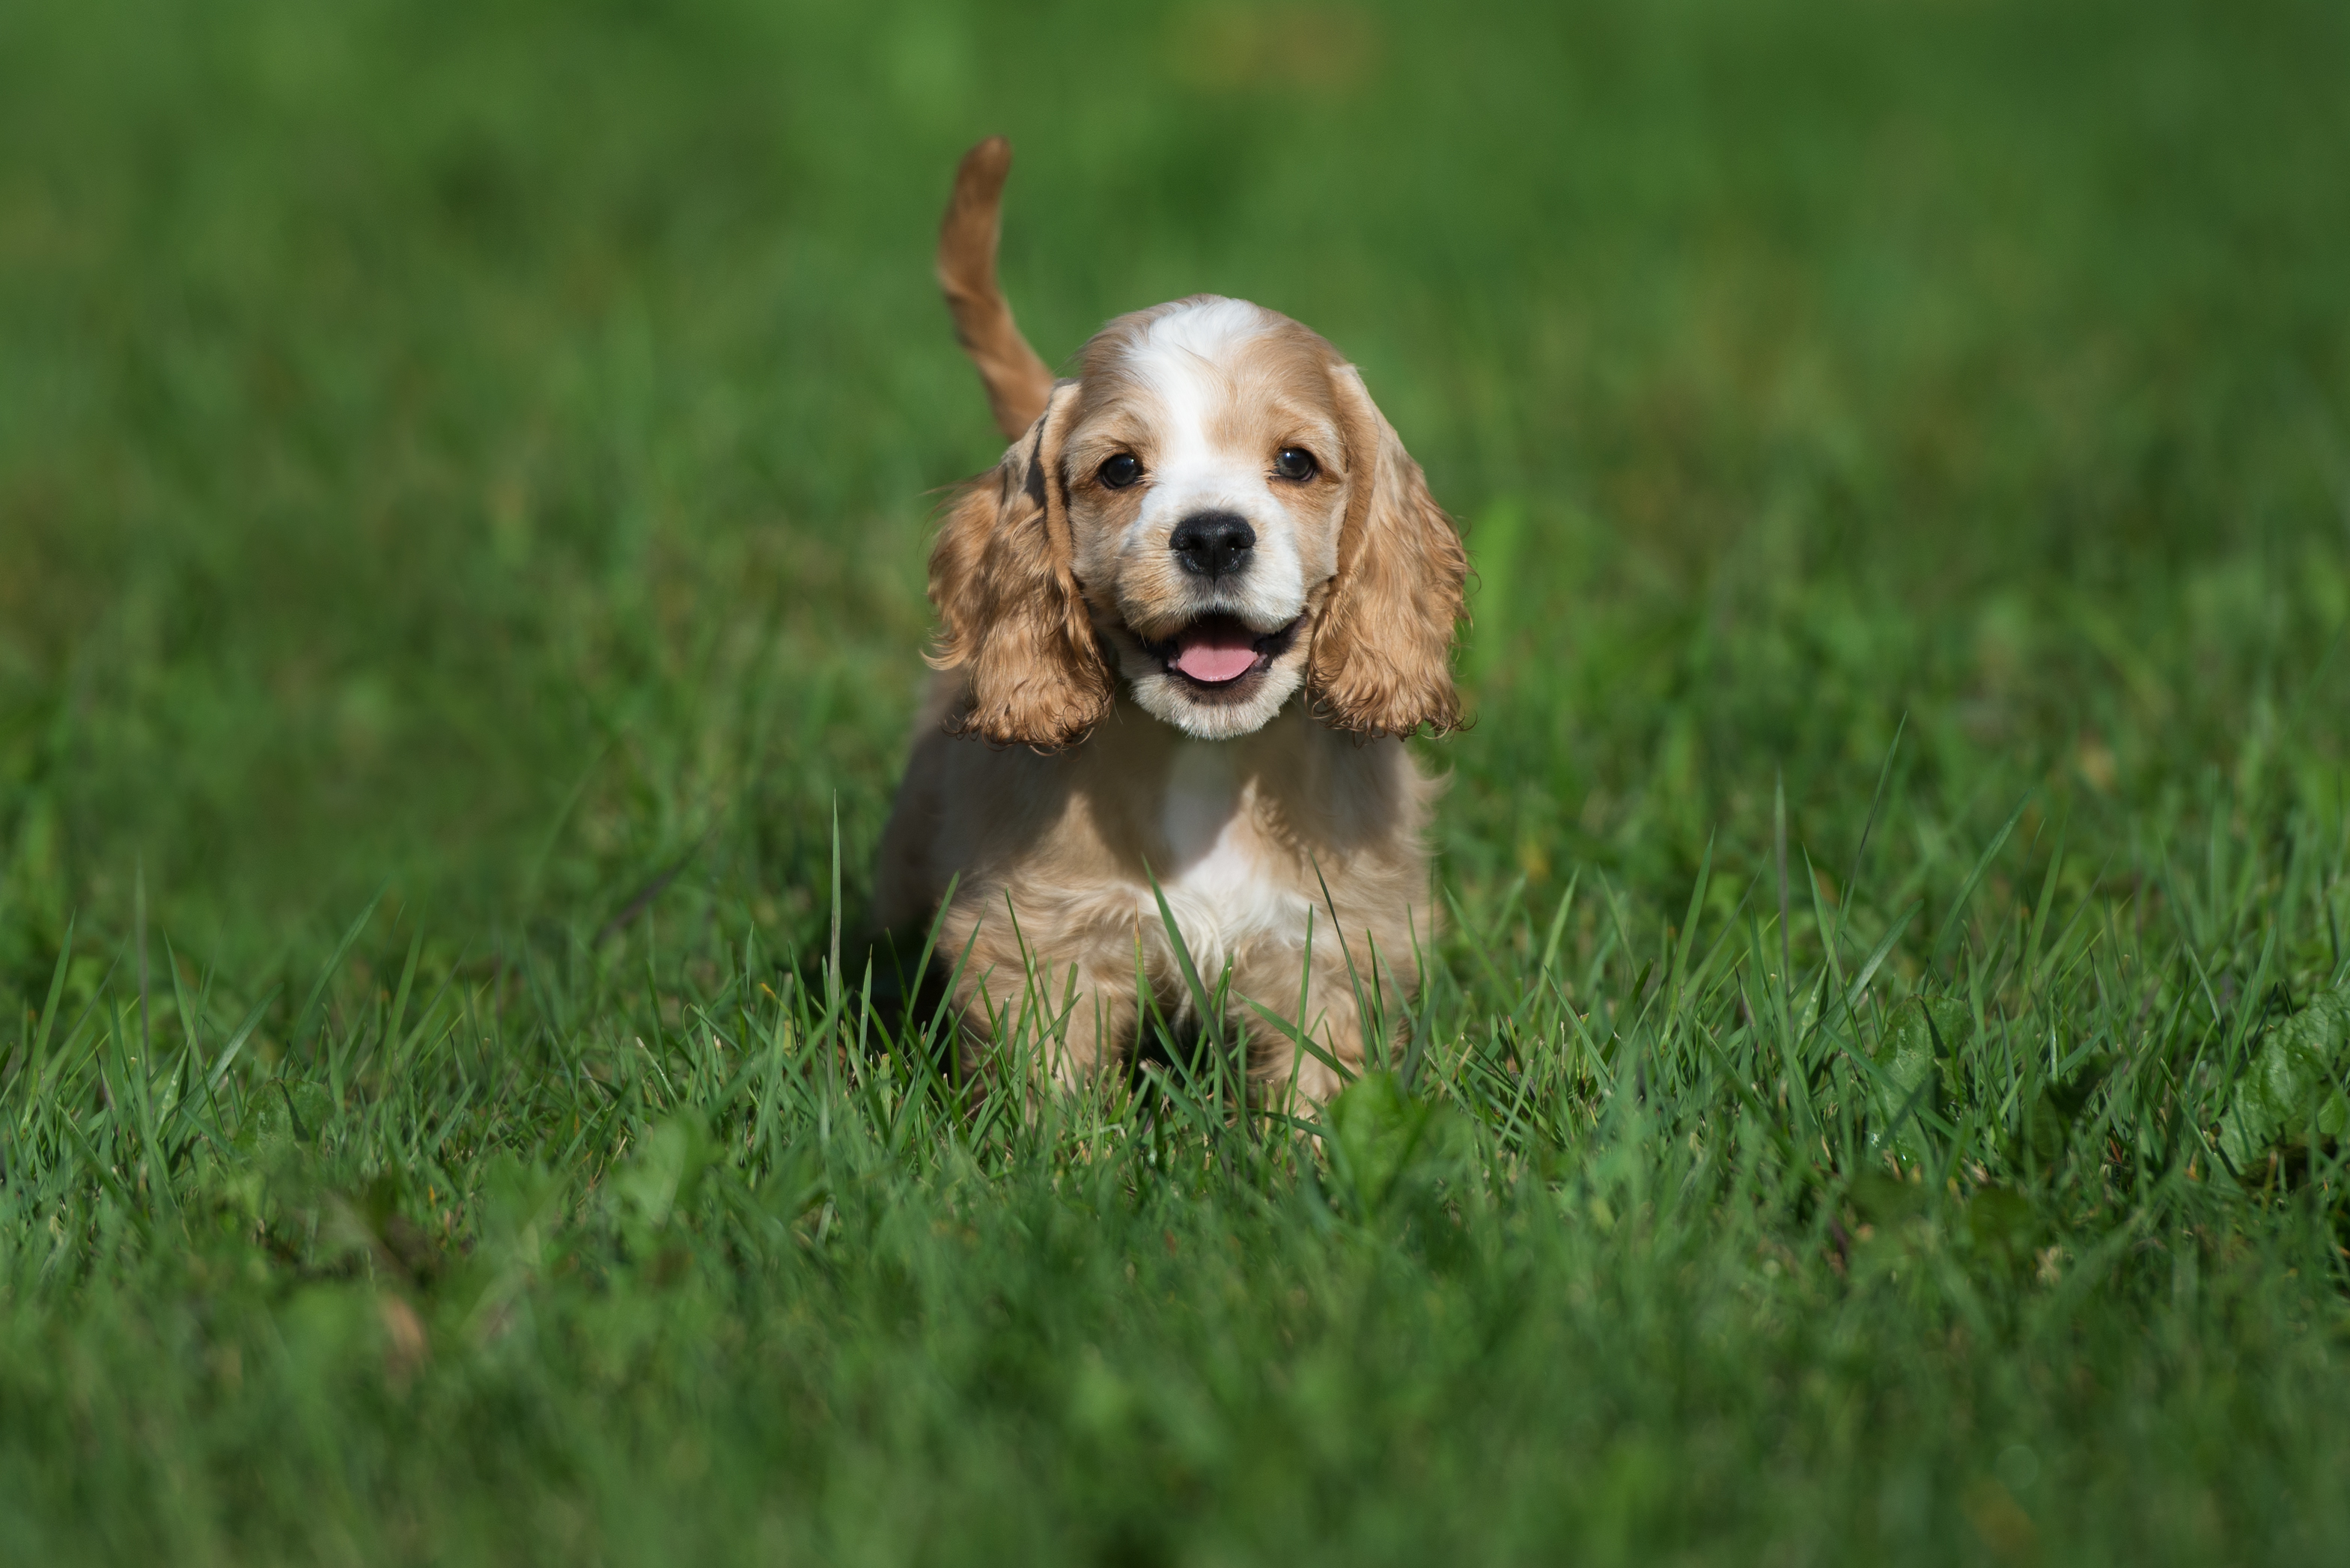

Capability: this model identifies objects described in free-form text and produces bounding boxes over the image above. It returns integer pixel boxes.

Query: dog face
[929,295,1466,747]
[1065,299,1343,739]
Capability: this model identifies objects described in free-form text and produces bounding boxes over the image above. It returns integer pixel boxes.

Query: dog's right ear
[927,384,1112,748]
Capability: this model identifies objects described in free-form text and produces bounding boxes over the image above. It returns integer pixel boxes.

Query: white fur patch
[1115,301,1306,631]
[1148,739,1312,985]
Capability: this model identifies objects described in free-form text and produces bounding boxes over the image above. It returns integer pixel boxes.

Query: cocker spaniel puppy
[875,138,1467,1104]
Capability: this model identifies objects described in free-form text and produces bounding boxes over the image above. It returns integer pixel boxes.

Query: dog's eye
[1099,454,1143,489]
[1273,447,1319,482]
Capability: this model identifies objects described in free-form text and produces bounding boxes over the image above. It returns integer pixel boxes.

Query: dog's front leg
[957,960,1141,1090]
[1231,936,1407,1107]
[947,899,1143,1090]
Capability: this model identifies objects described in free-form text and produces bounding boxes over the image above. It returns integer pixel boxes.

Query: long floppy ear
[1308,364,1469,736]
[927,383,1112,748]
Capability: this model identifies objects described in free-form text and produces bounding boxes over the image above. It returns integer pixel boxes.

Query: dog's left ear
[927,382,1112,748]
[1309,365,1469,736]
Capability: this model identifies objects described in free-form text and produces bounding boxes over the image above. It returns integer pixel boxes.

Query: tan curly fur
[1308,366,1470,738]
[925,385,1115,750]
[882,140,1468,1103]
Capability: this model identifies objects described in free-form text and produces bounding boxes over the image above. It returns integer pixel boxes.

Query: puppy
[874,138,1467,1104]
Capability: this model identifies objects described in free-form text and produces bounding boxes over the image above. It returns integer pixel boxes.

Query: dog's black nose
[1169,512,1255,579]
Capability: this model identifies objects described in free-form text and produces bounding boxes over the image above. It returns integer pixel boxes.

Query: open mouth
[1142,614,1304,692]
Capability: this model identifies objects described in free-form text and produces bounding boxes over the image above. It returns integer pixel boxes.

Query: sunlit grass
[4,0,2350,1561]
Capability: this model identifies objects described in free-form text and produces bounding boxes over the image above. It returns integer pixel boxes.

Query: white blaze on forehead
[1128,297,1270,385]
[1116,299,1306,624]
[1124,299,1267,497]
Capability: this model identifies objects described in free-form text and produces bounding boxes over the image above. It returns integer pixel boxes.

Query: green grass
[5,0,2350,1561]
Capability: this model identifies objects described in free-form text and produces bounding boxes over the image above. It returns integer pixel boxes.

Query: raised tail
[937,137,1056,439]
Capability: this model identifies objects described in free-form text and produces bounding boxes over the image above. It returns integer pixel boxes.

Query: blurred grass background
[6,0,2343,978]
[4,1,2350,1562]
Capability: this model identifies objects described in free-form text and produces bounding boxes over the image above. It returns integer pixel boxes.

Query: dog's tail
[938,137,1056,440]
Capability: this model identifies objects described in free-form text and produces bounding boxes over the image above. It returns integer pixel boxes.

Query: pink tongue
[1171,626,1260,683]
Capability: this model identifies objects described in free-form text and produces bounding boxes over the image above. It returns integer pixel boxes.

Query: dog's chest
[1149,740,1309,963]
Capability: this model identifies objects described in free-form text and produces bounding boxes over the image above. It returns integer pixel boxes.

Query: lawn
[4,0,2349,1561]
